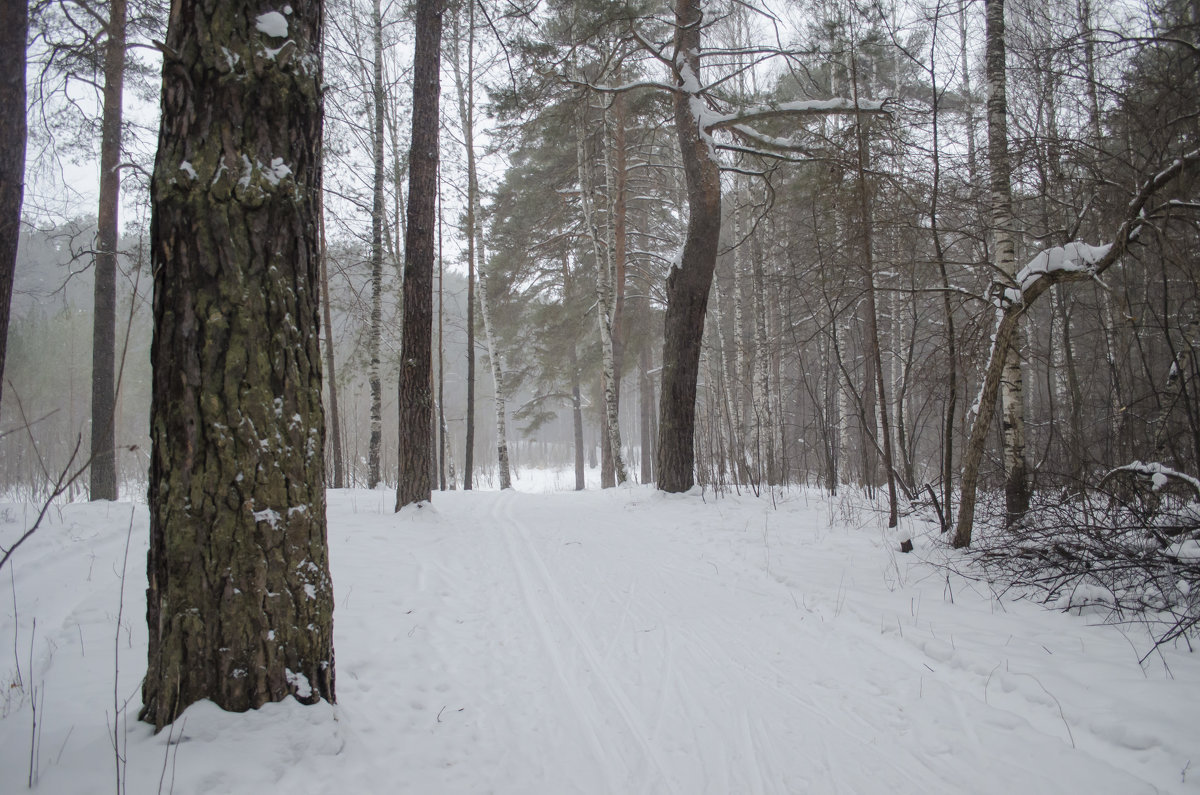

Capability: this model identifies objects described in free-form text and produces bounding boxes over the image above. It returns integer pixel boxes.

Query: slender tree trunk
[571,343,585,490]
[142,0,334,730]
[452,1,506,489]
[656,0,722,492]
[437,169,447,490]
[319,196,345,488]
[751,209,772,486]
[640,342,654,484]
[395,0,441,509]
[959,0,979,188]
[89,0,126,501]
[0,0,28,412]
[983,0,1030,522]
[577,100,627,486]
[853,85,897,524]
[366,0,385,489]
[476,240,511,489]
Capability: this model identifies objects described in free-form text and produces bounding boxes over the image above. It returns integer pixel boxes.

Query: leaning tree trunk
[89,0,126,501]
[395,0,441,509]
[656,0,722,493]
[142,0,335,730]
[0,0,27,412]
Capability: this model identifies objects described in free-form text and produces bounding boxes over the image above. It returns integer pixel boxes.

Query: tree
[0,0,27,411]
[89,0,127,501]
[395,0,441,509]
[653,0,888,492]
[141,0,335,729]
[655,0,722,492]
[366,0,385,489]
[983,0,1030,523]
[450,0,510,489]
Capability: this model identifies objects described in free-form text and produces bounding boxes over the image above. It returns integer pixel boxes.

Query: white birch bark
[985,0,1030,520]
[576,100,627,484]
[366,0,385,489]
[476,233,512,489]
[751,208,772,486]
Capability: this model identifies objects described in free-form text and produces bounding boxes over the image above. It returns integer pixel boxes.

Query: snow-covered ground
[2,476,1198,794]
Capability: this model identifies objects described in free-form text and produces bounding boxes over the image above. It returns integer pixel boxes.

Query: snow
[1109,460,1200,497]
[3,481,1200,793]
[255,11,289,38]
[1015,241,1112,292]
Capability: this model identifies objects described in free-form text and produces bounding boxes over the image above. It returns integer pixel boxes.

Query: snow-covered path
[2,484,1198,793]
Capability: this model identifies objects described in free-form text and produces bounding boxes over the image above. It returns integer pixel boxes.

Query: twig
[113,505,136,795]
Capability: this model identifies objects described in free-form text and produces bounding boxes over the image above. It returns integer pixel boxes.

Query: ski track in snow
[1,483,1198,793]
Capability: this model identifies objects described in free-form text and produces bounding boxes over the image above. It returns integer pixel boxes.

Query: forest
[0,0,1199,766]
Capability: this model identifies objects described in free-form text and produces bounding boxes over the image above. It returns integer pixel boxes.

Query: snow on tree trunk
[142,0,335,729]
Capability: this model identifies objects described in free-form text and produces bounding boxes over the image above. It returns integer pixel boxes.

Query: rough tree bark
[395,0,441,509]
[656,0,722,493]
[89,0,127,501]
[0,0,27,411]
[142,0,335,730]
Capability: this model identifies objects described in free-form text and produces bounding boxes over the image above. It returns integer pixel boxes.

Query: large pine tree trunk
[366,0,385,490]
[0,0,27,411]
[142,0,335,730]
[89,0,126,501]
[656,0,722,493]
[395,0,441,508]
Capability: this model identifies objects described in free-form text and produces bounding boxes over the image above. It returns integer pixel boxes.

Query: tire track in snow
[492,490,681,795]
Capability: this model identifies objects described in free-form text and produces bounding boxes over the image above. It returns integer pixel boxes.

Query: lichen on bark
[142,0,335,731]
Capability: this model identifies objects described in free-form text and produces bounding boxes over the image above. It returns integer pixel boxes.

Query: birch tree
[366,0,386,489]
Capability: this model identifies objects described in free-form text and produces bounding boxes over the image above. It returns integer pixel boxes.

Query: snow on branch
[1103,461,1200,500]
[1014,241,1111,292]
[1010,147,1200,306]
[702,98,890,131]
